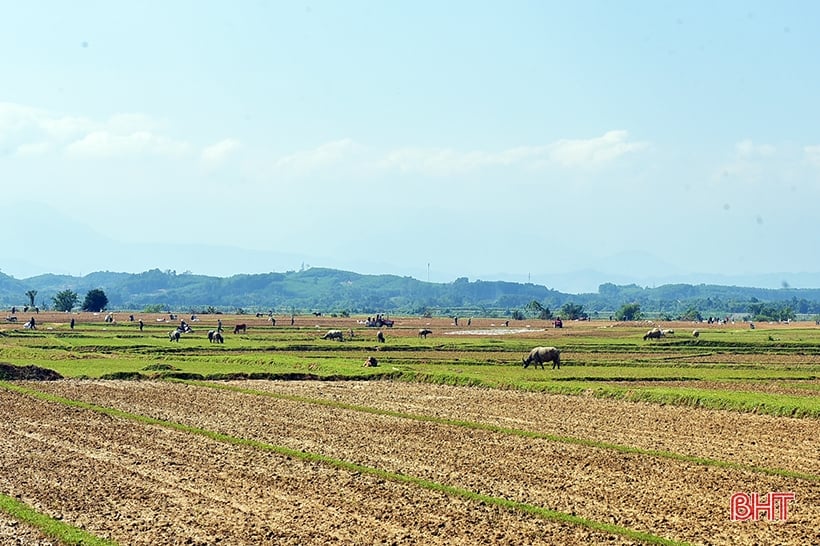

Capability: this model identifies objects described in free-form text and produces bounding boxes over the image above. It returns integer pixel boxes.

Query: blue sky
[2,2,819,292]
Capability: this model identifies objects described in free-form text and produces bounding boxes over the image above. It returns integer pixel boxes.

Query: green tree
[614,302,642,321]
[82,289,109,312]
[25,290,38,308]
[679,306,702,322]
[525,300,553,320]
[52,290,79,312]
[560,302,587,320]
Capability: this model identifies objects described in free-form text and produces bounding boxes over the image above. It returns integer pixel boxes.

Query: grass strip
[0,492,119,546]
[2,381,689,546]
[393,372,820,418]
[183,379,820,484]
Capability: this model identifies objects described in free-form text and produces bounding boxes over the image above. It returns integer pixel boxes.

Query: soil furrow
[0,387,634,545]
[30,380,820,546]
[228,379,820,476]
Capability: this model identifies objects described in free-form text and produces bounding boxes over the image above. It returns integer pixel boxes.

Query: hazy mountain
[3,205,819,298]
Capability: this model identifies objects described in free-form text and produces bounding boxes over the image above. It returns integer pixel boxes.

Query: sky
[2,1,819,292]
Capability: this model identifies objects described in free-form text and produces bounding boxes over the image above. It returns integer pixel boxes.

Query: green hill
[2,267,820,319]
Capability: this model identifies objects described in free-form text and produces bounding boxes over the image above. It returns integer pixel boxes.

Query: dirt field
[1,379,817,545]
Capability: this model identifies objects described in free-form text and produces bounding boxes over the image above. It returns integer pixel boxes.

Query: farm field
[0,313,819,545]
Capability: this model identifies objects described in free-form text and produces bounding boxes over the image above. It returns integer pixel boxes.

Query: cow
[418,328,433,339]
[522,346,561,369]
[643,328,663,341]
[377,330,385,343]
[234,324,247,334]
[169,329,181,342]
[213,331,224,344]
[322,329,344,341]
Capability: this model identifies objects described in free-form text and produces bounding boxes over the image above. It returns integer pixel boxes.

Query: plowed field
[2,379,817,545]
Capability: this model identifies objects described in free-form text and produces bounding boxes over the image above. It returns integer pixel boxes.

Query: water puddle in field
[444,328,543,336]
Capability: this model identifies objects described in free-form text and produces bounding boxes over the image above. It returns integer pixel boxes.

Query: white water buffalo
[418,328,433,339]
[522,346,561,369]
[322,329,344,341]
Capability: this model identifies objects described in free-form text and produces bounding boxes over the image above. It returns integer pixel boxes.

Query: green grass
[0,492,119,546]
[1,322,819,418]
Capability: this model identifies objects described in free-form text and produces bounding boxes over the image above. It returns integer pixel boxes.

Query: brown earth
[0,363,62,381]
[5,379,817,545]
[0,383,634,546]
[0,512,57,545]
[608,379,820,397]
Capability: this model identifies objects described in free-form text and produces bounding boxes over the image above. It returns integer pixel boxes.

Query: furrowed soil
[6,380,818,546]
[0,513,57,545]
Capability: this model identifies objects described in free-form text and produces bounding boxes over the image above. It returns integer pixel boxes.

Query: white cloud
[547,130,650,167]
[0,101,193,160]
[735,139,776,158]
[716,139,779,181]
[65,130,191,159]
[15,142,52,157]
[271,138,364,176]
[804,145,820,167]
[375,130,648,176]
[0,102,94,145]
[201,138,241,165]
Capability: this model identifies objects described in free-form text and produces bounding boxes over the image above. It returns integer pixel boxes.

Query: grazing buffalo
[418,328,433,339]
[522,346,561,369]
[322,329,344,341]
[643,328,663,341]
[377,330,385,343]
[213,332,224,344]
[234,324,247,334]
[169,329,181,342]
[208,330,215,342]
[363,356,379,367]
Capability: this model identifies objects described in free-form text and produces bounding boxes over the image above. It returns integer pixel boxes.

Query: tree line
[2,268,820,321]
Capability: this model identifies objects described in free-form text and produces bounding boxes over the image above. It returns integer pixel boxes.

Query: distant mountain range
[2,267,820,318]
[4,202,819,295]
